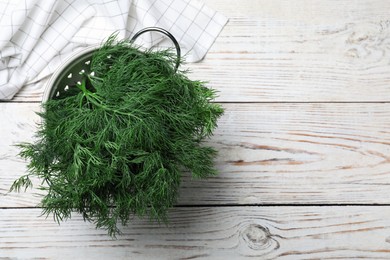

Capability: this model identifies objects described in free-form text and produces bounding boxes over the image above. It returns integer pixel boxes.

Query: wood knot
[241,224,279,251]
[344,21,390,63]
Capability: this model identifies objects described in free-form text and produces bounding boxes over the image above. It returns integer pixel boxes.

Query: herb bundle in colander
[11,36,224,236]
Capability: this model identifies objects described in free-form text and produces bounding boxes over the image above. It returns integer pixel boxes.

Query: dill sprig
[11,36,224,237]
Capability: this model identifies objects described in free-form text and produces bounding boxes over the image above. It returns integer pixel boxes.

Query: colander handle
[130,27,181,71]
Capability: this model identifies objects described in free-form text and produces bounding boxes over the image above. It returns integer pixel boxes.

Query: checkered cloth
[0,0,227,100]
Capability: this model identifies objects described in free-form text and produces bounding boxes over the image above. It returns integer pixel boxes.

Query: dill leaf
[11,36,224,237]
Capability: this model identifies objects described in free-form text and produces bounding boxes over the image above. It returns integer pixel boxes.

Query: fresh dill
[10,36,224,237]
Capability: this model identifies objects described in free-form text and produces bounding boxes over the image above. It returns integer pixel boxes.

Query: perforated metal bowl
[42,27,181,103]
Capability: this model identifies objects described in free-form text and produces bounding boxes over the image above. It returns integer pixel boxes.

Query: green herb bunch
[11,36,224,236]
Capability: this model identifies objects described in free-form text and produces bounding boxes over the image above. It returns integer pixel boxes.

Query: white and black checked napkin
[0,0,227,100]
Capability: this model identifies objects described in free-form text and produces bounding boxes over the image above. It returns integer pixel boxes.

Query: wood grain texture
[2,1,390,258]
[10,0,390,102]
[2,206,390,259]
[190,0,390,102]
[2,102,390,207]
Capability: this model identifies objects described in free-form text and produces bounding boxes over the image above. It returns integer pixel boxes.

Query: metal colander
[42,27,181,103]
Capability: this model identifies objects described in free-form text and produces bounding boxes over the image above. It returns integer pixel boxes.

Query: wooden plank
[2,102,390,206]
[2,206,390,259]
[10,0,390,102]
[0,103,47,207]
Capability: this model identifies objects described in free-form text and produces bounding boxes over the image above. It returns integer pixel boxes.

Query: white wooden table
[2,1,390,258]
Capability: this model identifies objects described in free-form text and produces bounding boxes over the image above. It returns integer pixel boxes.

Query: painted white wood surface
[10,0,390,102]
[2,102,390,207]
[2,207,390,259]
[2,0,390,259]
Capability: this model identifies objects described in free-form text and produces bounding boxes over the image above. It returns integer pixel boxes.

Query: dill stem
[78,79,142,121]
